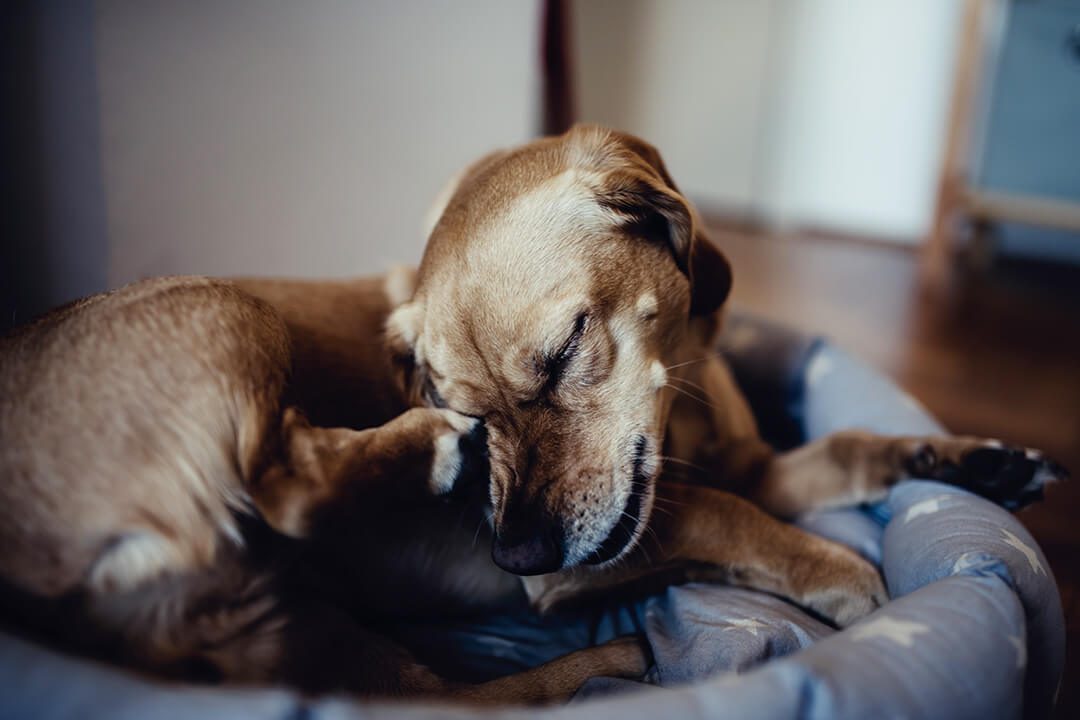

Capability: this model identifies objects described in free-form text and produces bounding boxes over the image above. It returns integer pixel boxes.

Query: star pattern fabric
[850,616,930,648]
[720,618,768,637]
[903,496,946,523]
[1000,528,1046,576]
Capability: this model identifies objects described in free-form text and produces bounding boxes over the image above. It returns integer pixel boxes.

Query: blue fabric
[0,339,1065,720]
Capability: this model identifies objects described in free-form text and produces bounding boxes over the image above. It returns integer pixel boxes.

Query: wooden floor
[709,222,1080,718]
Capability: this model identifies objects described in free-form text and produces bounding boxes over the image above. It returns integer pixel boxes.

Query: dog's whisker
[651,495,688,509]
[454,499,474,527]
[657,455,709,474]
[653,465,704,485]
[664,357,709,372]
[471,515,486,548]
[648,503,674,519]
[664,382,721,411]
[666,375,714,399]
[630,532,653,565]
[615,506,652,564]
[637,522,663,555]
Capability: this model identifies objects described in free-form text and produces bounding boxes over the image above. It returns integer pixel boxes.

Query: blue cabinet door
[977,0,1080,260]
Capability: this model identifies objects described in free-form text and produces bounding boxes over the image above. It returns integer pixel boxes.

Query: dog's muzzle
[584,435,650,566]
[490,435,653,575]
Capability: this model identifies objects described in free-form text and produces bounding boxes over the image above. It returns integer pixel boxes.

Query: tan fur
[0,124,1049,702]
[387,124,1044,625]
[0,275,646,702]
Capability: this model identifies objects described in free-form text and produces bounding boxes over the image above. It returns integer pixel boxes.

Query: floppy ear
[685,227,733,316]
[594,130,732,317]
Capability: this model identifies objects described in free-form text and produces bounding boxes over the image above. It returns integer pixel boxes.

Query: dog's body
[0,126,1061,702]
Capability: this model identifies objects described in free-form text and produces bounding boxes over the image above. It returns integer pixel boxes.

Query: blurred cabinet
[980,0,1080,201]
[928,0,1080,277]
[975,0,1080,261]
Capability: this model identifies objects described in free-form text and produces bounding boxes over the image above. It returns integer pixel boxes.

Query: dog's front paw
[428,409,489,498]
[800,541,888,628]
[903,438,1067,511]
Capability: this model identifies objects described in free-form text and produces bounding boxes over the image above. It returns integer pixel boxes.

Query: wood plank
[965,189,1080,233]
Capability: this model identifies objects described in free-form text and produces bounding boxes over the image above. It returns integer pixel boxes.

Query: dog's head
[386,125,731,575]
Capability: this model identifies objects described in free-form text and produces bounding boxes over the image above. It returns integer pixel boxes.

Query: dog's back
[0,277,288,608]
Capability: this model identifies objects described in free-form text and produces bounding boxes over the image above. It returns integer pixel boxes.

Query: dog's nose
[491,522,564,575]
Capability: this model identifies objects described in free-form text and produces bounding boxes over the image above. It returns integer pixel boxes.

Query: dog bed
[0,313,1064,720]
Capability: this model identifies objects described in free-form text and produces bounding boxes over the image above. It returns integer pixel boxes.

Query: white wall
[759,0,962,241]
[572,0,778,213]
[572,0,962,243]
[95,0,541,286]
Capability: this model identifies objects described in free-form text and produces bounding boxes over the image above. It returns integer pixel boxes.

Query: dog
[0,125,1062,703]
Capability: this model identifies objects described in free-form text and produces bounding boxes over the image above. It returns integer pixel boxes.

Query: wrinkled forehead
[418,243,593,389]
[422,160,618,304]
[415,166,616,384]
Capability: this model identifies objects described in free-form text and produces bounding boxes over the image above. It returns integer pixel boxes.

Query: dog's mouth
[583,436,653,566]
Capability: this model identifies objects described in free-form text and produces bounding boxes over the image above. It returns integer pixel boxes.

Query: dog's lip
[583,437,651,566]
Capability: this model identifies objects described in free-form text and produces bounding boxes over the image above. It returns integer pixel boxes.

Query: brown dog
[0,125,1061,702]
[0,276,648,703]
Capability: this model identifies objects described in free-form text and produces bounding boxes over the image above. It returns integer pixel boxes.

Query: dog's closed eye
[539,312,589,394]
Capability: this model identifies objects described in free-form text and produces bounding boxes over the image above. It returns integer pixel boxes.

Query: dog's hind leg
[204,598,649,703]
[443,636,651,705]
[749,430,1067,517]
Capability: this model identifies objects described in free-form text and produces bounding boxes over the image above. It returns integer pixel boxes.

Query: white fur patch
[88,532,181,594]
[429,411,477,495]
[650,360,667,390]
[500,169,615,244]
[636,293,658,319]
[430,433,463,495]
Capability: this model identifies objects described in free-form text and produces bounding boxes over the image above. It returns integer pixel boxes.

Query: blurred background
[2,0,1078,713]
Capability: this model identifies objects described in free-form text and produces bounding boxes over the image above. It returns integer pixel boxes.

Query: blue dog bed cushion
[0,313,1065,720]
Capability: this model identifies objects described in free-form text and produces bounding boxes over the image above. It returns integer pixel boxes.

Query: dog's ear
[384,301,424,405]
[590,129,732,316]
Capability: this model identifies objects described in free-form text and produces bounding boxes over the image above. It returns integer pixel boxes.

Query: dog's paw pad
[935,443,1067,511]
[903,443,938,478]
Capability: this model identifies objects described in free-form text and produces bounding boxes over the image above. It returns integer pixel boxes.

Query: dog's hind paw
[905,439,1068,511]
